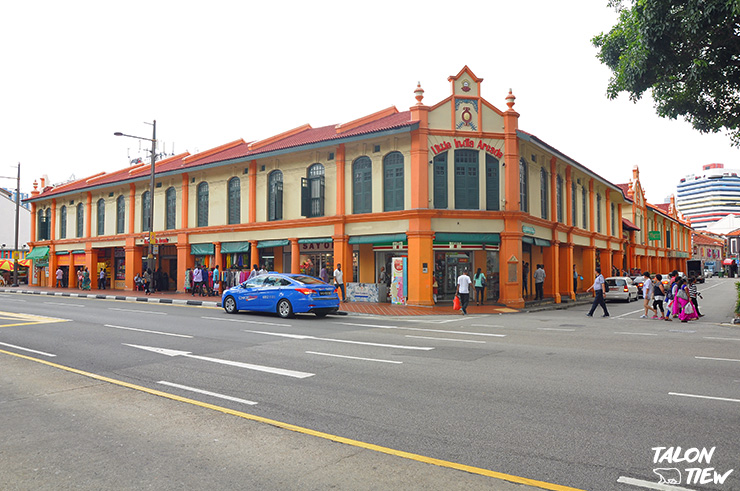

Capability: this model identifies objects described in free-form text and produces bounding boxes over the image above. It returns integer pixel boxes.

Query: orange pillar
[583,246,596,290]
[562,242,575,299]
[124,237,137,291]
[250,240,259,271]
[545,239,561,303]
[601,243,613,277]
[84,242,99,288]
[407,226,434,306]
[290,238,300,274]
[503,90,520,212]
[214,241,222,269]
[499,217,524,308]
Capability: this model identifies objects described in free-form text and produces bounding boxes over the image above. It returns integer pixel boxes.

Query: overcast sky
[2,1,738,205]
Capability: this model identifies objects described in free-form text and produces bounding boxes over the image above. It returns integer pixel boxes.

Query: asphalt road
[1,278,738,491]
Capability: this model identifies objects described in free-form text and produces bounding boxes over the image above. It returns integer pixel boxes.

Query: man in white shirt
[456,269,472,315]
[533,264,546,301]
[586,267,609,317]
[333,263,346,302]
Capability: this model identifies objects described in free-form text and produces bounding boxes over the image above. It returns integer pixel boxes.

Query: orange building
[25,67,691,307]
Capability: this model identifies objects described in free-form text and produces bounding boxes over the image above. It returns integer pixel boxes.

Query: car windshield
[292,275,325,285]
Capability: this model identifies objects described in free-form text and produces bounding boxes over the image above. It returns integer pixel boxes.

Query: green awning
[522,236,534,244]
[26,246,49,260]
[348,233,407,245]
[534,238,551,247]
[55,251,70,255]
[257,239,290,249]
[191,243,215,255]
[298,237,333,244]
[434,233,500,244]
[220,241,250,254]
[72,250,86,254]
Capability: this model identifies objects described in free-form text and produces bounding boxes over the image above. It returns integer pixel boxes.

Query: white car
[704,269,713,279]
[604,276,639,302]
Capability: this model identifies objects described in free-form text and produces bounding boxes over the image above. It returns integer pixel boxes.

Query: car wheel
[224,296,238,314]
[277,299,294,318]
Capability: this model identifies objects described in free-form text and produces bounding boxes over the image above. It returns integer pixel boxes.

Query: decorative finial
[506,89,516,109]
[414,81,424,105]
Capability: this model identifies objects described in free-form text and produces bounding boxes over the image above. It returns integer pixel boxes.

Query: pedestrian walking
[320,265,330,283]
[191,265,202,296]
[333,263,346,302]
[248,264,259,280]
[143,268,152,295]
[82,268,91,291]
[213,265,220,296]
[474,267,487,305]
[652,274,666,319]
[586,267,609,317]
[640,272,656,318]
[56,267,64,288]
[456,269,472,315]
[533,264,546,301]
[573,264,579,293]
[99,268,106,290]
[258,265,268,276]
[688,276,703,317]
[522,262,530,297]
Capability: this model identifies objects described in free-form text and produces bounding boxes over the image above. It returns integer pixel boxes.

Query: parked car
[704,269,713,279]
[605,276,639,302]
[222,273,340,318]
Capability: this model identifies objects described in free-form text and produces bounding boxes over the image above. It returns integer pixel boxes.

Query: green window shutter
[383,151,404,212]
[353,156,372,214]
[454,149,478,210]
[166,187,176,230]
[197,182,209,227]
[485,154,499,211]
[519,158,528,213]
[227,178,240,225]
[60,206,67,239]
[142,191,151,232]
[301,177,310,217]
[97,199,105,236]
[117,196,125,234]
[433,152,448,209]
[76,204,83,238]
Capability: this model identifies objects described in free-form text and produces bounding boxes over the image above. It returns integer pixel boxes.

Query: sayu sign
[652,446,734,486]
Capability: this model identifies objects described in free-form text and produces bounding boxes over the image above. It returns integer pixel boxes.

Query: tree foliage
[592,0,740,146]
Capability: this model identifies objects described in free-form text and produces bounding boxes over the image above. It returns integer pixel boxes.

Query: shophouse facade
[25,67,691,308]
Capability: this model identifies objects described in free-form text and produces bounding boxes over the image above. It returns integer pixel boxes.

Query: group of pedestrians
[184,265,222,297]
[640,270,702,322]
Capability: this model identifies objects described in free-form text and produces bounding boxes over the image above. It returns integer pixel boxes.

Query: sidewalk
[1,285,527,315]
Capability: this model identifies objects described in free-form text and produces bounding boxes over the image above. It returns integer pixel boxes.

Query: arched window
[166,187,177,230]
[383,151,404,212]
[556,175,563,223]
[571,181,577,225]
[581,186,588,229]
[268,171,283,221]
[519,158,528,212]
[227,178,240,225]
[610,203,616,236]
[97,198,105,236]
[76,203,84,238]
[302,164,325,217]
[60,206,67,239]
[141,191,151,232]
[485,154,499,211]
[353,156,373,214]
[454,149,479,210]
[540,168,548,219]
[596,194,602,233]
[197,182,209,227]
[116,195,125,234]
[37,209,49,240]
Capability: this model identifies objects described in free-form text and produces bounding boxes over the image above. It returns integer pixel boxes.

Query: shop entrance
[434,251,472,301]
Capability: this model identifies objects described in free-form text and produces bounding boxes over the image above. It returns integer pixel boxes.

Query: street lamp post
[114,121,157,274]
[0,162,21,286]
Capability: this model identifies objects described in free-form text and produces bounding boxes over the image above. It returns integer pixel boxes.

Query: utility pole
[13,162,20,286]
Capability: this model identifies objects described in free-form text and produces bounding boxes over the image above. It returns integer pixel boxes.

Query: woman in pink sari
[675,279,698,322]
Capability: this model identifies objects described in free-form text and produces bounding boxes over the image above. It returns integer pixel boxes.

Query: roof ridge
[248,125,312,152]
[335,106,399,134]
[184,139,245,164]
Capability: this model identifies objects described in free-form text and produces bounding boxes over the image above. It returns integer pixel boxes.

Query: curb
[0,288,221,308]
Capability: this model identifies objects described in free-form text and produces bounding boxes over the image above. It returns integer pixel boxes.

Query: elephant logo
[653,468,682,485]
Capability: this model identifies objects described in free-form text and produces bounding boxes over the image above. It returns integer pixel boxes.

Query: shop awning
[723,258,735,265]
[298,237,333,244]
[72,250,86,254]
[191,243,215,255]
[348,233,406,245]
[434,233,500,245]
[55,251,70,255]
[220,241,250,254]
[534,238,551,247]
[26,246,49,260]
[257,239,290,249]
[622,217,640,231]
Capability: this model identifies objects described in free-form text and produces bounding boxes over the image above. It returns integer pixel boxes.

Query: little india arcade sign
[430,138,504,159]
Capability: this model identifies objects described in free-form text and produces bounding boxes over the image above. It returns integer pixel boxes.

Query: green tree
[592,1,740,146]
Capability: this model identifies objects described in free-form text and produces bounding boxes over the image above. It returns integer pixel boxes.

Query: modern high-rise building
[676,163,740,229]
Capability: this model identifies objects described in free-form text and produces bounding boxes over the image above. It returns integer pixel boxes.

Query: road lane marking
[0,310,71,328]
[123,343,314,378]
[695,356,740,363]
[611,309,645,319]
[0,348,585,491]
[157,381,257,405]
[405,335,485,344]
[669,392,740,404]
[242,330,434,350]
[305,351,403,364]
[537,328,575,332]
[614,332,658,336]
[44,302,85,307]
[617,475,693,490]
[202,316,291,327]
[104,324,193,338]
[703,336,740,342]
[337,322,505,337]
[109,307,166,315]
[0,341,56,357]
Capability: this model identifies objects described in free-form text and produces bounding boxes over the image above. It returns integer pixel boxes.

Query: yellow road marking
[0,348,584,491]
[0,311,71,328]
